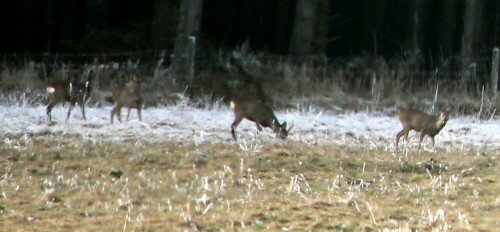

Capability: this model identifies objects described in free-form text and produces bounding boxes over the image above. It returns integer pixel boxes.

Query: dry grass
[0,136,498,231]
[2,53,498,117]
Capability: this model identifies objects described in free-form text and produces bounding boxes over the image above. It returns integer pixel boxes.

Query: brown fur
[46,71,93,122]
[110,76,143,123]
[395,109,449,152]
[230,99,290,141]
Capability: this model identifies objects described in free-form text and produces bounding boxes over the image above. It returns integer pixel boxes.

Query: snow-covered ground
[1,104,499,153]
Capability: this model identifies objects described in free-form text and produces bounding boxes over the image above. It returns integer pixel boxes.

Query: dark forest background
[1,0,498,63]
[0,0,499,115]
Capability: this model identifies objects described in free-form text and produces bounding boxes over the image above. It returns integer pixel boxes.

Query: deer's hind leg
[46,102,57,122]
[65,103,75,122]
[395,128,409,152]
[231,117,243,141]
[126,108,132,121]
[110,104,123,124]
[418,132,426,151]
[79,101,87,120]
[137,107,142,121]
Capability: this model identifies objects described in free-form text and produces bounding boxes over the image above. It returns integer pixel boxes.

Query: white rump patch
[46,86,55,93]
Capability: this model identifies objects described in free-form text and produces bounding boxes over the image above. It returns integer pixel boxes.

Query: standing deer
[46,70,94,122]
[110,76,143,123]
[230,99,291,141]
[395,109,449,152]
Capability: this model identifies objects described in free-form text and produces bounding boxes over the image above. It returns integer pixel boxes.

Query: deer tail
[46,86,56,94]
[230,100,236,110]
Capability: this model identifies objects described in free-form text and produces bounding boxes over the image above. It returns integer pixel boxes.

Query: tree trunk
[313,0,331,55]
[289,0,316,56]
[152,0,177,50]
[411,0,424,53]
[359,0,386,54]
[173,0,204,84]
[436,0,458,64]
[461,0,483,71]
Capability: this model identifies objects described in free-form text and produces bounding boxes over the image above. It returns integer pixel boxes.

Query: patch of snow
[0,105,498,153]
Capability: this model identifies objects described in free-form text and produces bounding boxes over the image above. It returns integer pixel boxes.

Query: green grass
[0,137,498,231]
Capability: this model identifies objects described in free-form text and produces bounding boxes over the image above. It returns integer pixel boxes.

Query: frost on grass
[0,105,498,152]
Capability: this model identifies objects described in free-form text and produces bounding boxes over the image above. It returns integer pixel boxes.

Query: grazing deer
[230,99,291,141]
[395,109,449,152]
[46,70,94,122]
[110,76,142,123]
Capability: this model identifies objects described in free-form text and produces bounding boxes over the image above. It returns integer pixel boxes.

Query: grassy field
[0,136,498,231]
[1,49,499,231]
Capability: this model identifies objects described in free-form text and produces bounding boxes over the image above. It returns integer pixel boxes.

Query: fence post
[491,47,499,98]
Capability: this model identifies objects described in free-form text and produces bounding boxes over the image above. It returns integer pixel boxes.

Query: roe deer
[395,109,449,152]
[110,76,142,123]
[230,99,291,141]
[46,70,94,122]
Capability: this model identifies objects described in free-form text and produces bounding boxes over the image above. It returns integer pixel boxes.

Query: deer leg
[396,129,409,152]
[116,106,123,122]
[126,108,132,121]
[79,102,87,120]
[111,104,123,123]
[404,129,410,141]
[231,117,243,141]
[254,123,264,138]
[404,129,412,150]
[65,103,75,122]
[395,129,405,152]
[255,123,263,131]
[110,105,118,124]
[430,136,436,147]
[418,132,425,151]
[110,107,114,124]
[46,103,55,122]
[137,107,142,121]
